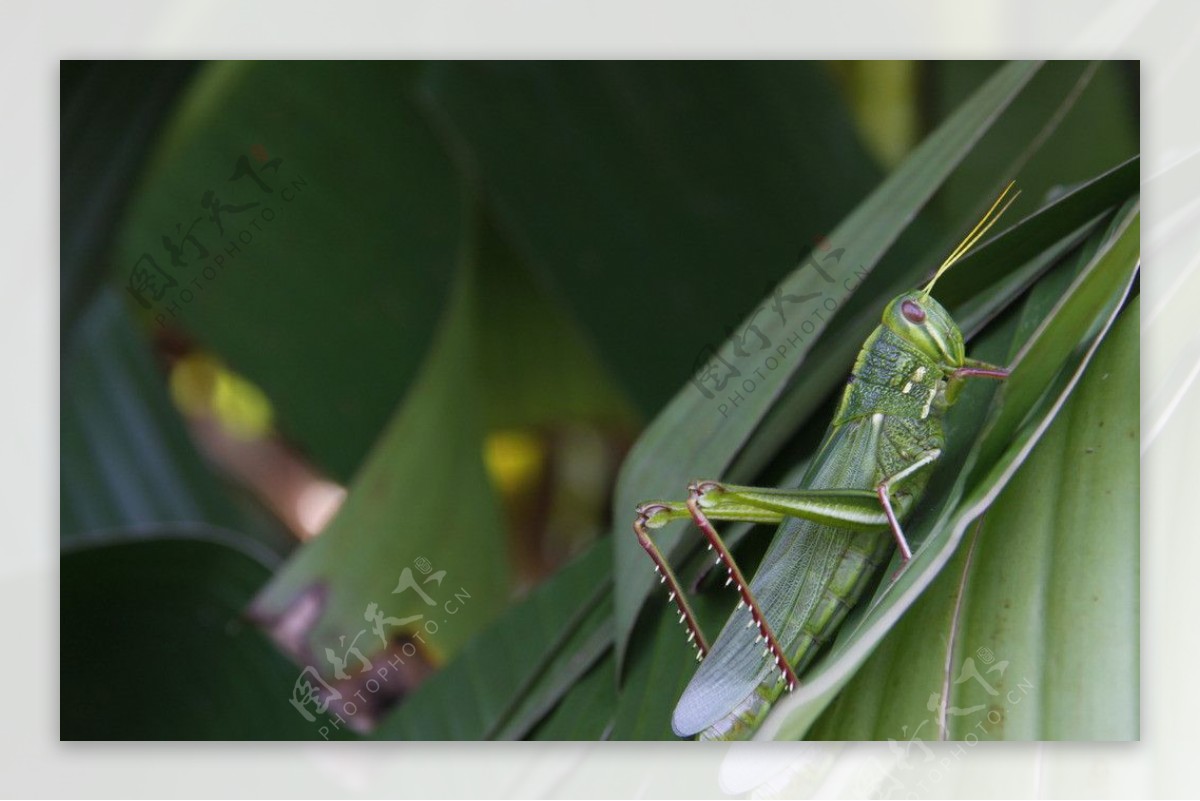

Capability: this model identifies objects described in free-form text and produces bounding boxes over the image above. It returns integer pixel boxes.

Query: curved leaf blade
[113,61,463,481]
[250,264,510,676]
[421,61,885,414]
[61,529,319,739]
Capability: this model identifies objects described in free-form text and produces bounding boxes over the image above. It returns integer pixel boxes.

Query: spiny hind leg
[686,482,800,692]
[634,473,938,690]
[634,486,788,670]
[634,502,711,660]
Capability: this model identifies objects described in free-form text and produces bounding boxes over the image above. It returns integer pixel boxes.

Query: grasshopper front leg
[634,450,941,688]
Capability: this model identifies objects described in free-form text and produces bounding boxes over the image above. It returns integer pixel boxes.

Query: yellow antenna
[921,181,1021,297]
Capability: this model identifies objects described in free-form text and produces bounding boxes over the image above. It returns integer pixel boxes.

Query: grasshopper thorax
[881,292,965,373]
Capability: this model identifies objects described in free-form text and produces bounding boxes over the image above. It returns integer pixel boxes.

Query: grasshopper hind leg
[633,482,801,691]
[638,479,806,690]
[686,482,801,692]
[634,502,710,660]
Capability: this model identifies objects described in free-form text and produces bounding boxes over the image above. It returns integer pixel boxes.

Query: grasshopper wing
[672,416,885,738]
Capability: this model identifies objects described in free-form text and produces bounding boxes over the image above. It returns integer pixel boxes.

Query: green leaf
[112,61,463,481]
[474,215,638,430]
[759,205,1139,740]
[612,60,1044,666]
[61,62,290,555]
[929,61,1138,230]
[420,61,884,414]
[532,653,618,740]
[936,156,1139,323]
[249,261,510,672]
[61,530,322,739]
[609,606,701,740]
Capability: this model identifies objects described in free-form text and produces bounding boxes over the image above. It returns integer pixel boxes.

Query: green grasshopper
[634,184,1019,740]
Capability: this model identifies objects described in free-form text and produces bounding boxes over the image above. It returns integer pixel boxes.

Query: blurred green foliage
[60,61,1137,740]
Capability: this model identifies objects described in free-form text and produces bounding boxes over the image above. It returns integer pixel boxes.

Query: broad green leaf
[960,295,1139,739]
[759,205,1139,740]
[613,60,1043,665]
[61,529,322,739]
[249,263,510,673]
[113,61,462,481]
[420,61,884,414]
[61,62,287,555]
[474,216,638,430]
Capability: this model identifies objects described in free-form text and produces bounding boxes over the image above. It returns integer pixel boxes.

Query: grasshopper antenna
[921,181,1020,298]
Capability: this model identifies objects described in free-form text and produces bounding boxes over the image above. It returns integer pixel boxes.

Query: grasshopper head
[881,292,965,371]
[879,181,1018,373]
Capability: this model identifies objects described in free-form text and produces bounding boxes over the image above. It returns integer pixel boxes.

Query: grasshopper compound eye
[901,300,926,323]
